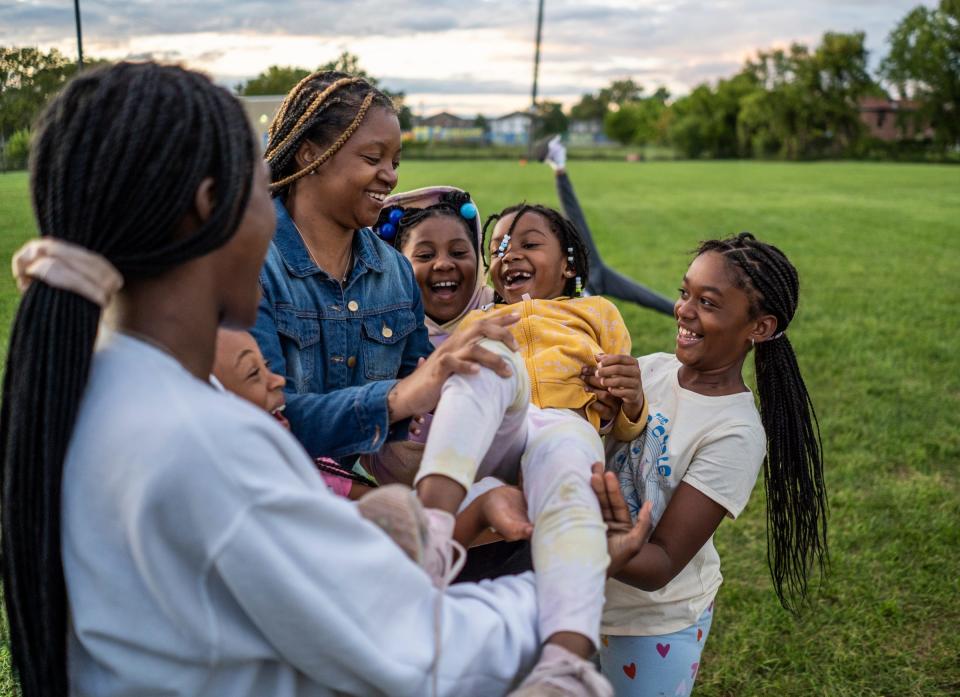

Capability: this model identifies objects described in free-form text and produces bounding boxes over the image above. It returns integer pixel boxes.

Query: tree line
[549,0,958,158]
[1,0,956,168]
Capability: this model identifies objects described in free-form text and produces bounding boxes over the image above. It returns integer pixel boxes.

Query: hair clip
[496,234,511,257]
[574,275,583,297]
[567,246,575,264]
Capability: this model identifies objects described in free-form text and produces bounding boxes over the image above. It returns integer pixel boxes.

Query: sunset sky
[1,0,934,117]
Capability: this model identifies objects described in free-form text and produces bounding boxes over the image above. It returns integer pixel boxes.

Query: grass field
[1,160,959,696]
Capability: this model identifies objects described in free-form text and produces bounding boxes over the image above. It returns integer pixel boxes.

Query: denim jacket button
[347,300,359,312]
[381,326,393,339]
[347,356,357,368]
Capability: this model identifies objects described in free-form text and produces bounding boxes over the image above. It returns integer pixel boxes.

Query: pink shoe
[356,484,428,564]
[356,487,465,587]
[509,644,613,697]
[421,507,466,587]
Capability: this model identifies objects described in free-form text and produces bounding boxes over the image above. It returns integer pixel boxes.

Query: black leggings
[556,171,674,316]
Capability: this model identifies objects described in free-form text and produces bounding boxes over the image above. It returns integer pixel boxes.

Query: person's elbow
[615,570,673,592]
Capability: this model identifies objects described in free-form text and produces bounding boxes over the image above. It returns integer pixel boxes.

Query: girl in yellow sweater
[413,204,651,697]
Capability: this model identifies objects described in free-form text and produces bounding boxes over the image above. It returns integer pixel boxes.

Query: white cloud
[0,0,937,116]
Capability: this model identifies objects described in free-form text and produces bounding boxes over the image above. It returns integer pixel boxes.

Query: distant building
[567,118,612,147]
[412,111,485,143]
[490,111,534,146]
[239,95,285,144]
[858,97,932,142]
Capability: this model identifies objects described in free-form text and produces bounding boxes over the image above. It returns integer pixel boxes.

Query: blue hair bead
[460,202,478,220]
[388,207,404,224]
[378,222,397,241]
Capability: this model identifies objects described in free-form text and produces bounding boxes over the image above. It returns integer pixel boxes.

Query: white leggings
[415,340,609,644]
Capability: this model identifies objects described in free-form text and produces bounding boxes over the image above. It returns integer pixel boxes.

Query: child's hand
[594,353,644,422]
[591,463,652,577]
[408,414,426,437]
[580,366,622,422]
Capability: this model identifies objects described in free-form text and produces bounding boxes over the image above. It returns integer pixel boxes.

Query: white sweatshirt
[62,332,540,697]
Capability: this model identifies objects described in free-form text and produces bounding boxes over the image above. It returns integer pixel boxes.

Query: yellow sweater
[459,295,646,441]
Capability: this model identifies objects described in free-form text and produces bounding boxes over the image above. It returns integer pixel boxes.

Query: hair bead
[460,202,478,220]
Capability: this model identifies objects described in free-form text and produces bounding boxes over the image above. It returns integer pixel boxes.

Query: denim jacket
[252,199,434,460]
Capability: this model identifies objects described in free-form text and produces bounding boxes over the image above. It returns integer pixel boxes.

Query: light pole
[528,0,545,154]
[74,0,84,70]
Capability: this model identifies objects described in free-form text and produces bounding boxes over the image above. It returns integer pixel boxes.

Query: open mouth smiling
[502,270,532,291]
[271,404,290,429]
[677,325,704,347]
[430,279,460,298]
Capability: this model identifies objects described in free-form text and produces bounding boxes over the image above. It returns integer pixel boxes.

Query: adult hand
[594,353,644,422]
[591,462,652,577]
[388,313,520,422]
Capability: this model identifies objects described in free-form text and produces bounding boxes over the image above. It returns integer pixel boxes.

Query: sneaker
[509,644,613,697]
[544,136,567,172]
[356,484,428,564]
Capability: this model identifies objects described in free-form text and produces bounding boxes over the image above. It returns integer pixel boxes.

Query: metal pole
[531,0,544,108]
[74,0,84,70]
[528,0,545,153]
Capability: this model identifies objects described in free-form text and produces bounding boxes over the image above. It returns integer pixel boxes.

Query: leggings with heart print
[598,603,714,696]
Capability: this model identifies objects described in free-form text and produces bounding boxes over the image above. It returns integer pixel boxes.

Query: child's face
[674,251,757,372]
[401,216,478,323]
[489,211,572,304]
[213,329,289,428]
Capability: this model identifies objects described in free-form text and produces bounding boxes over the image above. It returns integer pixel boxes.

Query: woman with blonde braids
[253,72,519,477]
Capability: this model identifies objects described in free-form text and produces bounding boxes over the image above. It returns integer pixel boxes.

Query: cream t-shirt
[602,353,766,636]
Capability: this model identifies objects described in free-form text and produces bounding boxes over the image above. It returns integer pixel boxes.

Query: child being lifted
[410,203,651,697]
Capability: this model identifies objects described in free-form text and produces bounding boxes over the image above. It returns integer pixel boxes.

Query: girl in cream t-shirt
[601,353,764,695]
[593,233,828,696]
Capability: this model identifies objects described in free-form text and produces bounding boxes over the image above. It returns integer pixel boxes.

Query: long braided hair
[699,232,828,612]
[0,62,256,696]
[483,203,590,300]
[264,71,395,196]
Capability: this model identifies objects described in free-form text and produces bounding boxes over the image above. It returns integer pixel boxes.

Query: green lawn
[1,161,959,696]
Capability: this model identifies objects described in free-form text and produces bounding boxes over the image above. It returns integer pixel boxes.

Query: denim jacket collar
[272,198,385,279]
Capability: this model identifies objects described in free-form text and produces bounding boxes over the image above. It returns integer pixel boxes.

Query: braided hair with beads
[483,203,590,300]
[264,71,395,195]
[0,62,257,697]
[698,231,828,612]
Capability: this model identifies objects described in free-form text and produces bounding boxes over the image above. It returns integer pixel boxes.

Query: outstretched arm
[548,145,675,315]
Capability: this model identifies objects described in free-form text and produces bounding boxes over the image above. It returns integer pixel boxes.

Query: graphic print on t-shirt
[611,411,672,524]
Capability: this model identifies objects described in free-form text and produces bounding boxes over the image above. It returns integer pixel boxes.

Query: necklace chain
[293,221,353,284]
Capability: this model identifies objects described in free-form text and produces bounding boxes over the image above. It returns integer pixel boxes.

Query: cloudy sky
[1,0,934,117]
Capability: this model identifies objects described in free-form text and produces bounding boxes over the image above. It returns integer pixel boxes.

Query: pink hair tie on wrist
[11,238,123,308]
